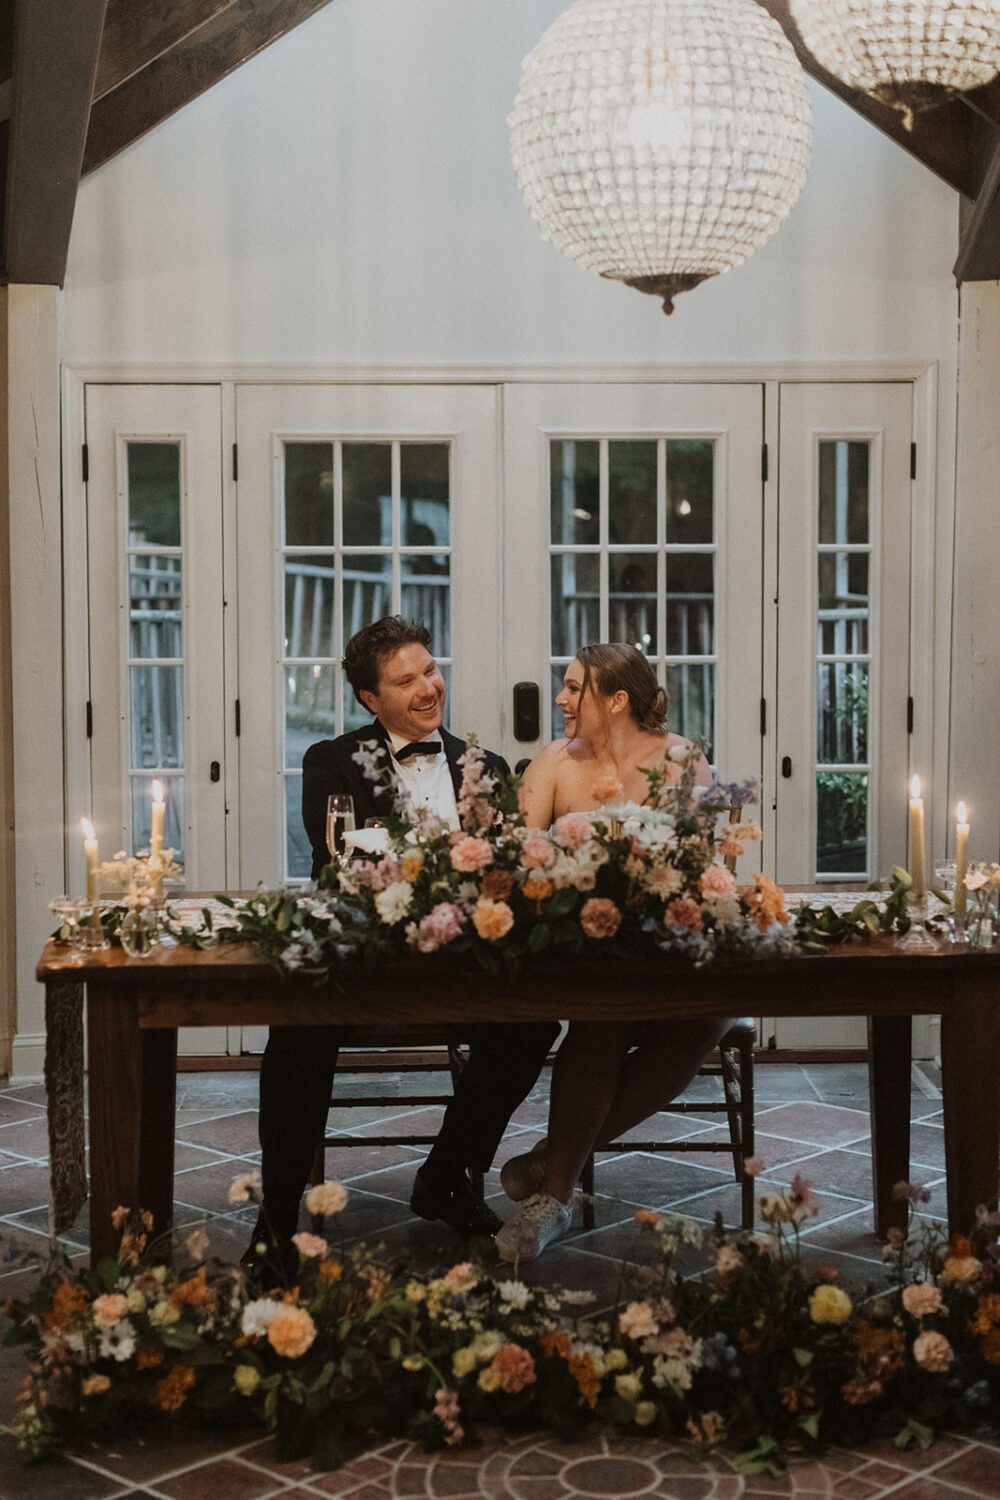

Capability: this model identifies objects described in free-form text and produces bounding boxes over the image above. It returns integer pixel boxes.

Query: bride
[496,642,733,1262]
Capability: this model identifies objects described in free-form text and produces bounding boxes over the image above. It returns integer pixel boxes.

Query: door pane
[280,437,454,876]
[550,440,599,545]
[126,441,187,866]
[666,440,714,544]
[666,553,714,656]
[609,551,658,652]
[551,552,600,657]
[814,438,872,876]
[667,663,714,755]
[608,441,657,544]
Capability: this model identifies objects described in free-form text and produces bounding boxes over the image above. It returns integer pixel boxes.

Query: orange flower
[171,1271,214,1307]
[521,875,553,903]
[980,1327,1000,1364]
[155,1364,196,1412]
[266,1306,317,1359]
[540,1329,572,1360]
[664,897,703,932]
[472,898,514,941]
[741,873,789,930]
[568,1350,601,1409]
[778,1377,815,1413]
[44,1281,90,1331]
[580,897,621,939]
[319,1259,344,1285]
[136,1345,165,1370]
[481,1342,536,1394]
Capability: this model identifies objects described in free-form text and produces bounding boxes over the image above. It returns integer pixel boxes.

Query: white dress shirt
[387,731,460,828]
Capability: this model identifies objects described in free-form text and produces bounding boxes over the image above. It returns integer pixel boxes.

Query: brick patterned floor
[1,1058,998,1499]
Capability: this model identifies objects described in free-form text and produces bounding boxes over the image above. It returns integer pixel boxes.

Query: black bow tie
[395,740,442,762]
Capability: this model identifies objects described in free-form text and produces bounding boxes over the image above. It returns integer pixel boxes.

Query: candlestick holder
[895,891,940,951]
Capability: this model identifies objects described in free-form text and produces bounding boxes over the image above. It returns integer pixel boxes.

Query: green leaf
[792,1346,813,1367]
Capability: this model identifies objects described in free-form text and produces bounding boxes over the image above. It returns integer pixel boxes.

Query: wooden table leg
[868,1014,911,1238]
[87,982,178,1262]
[940,973,1000,1236]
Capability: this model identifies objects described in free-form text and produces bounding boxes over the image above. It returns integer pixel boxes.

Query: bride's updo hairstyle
[576,643,668,735]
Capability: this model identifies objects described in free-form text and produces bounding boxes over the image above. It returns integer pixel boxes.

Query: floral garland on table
[4,1174,999,1472]
[171,737,796,976]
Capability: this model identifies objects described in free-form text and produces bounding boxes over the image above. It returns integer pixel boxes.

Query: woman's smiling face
[555,657,604,741]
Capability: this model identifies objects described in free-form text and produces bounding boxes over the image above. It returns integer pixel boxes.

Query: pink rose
[520,835,555,870]
[553,812,592,849]
[450,836,494,873]
[409,902,466,952]
[92,1293,129,1329]
[700,864,736,899]
[580,897,621,940]
[291,1232,329,1259]
[664,897,704,932]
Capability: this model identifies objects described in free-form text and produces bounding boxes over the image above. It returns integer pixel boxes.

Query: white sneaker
[496,1193,572,1263]
[500,1138,549,1202]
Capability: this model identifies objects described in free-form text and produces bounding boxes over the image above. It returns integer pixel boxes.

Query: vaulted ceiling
[3,0,1000,289]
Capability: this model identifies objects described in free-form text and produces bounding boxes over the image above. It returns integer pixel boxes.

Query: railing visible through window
[281,439,452,877]
[815,439,871,876]
[126,442,186,863]
[549,436,716,757]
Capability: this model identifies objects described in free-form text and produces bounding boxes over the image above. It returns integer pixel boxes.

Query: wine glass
[49,897,91,964]
[326,794,356,860]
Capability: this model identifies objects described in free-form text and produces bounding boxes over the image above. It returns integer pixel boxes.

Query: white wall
[62,0,960,370]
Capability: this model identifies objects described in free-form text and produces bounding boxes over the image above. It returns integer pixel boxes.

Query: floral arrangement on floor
[4,1174,999,1473]
[170,737,795,977]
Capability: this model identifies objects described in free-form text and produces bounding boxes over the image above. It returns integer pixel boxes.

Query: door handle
[210,760,221,783]
[781,756,792,778]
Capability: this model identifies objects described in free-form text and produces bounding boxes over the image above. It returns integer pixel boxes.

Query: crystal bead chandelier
[508,0,812,314]
[789,1,1000,128]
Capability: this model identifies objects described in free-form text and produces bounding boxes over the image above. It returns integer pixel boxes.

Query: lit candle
[908,775,925,899]
[150,780,165,864]
[81,817,99,906]
[954,800,970,917]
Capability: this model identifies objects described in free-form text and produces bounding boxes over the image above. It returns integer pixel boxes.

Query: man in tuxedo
[247,616,557,1280]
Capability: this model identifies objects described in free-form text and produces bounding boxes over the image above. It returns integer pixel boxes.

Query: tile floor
[1,1056,998,1498]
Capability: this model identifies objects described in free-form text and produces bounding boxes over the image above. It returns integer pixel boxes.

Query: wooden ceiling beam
[954,137,1000,282]
[94,0,241,100]
[4,0,107,285]
[83,0,335,175]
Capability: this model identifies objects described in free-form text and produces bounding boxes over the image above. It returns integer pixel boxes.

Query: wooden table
[38,933,1000,1262]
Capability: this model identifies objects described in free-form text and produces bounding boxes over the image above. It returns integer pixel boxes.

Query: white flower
[305,1180,348,1216]
[497,1280,532,1309]
[374,881,414,925]
[241,1297,281,1337]
[98,1320,137,1362]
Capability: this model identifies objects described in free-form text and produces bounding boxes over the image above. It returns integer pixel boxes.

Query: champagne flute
[326,794,356,860]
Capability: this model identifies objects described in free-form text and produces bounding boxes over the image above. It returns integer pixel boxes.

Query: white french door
[764,382,914,1050]
[233,384,502,886]
[83,384,229,1053]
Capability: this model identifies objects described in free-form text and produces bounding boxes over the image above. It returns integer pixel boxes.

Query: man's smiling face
[359,641,446,741]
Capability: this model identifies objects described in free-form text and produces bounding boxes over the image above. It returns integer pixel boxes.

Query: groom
[247,615,557,1279]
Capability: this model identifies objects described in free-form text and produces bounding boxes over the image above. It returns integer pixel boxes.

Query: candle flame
[910,775,921,800]
[80,817,95,840]
[152,779,164,803]
[957,801,968,823]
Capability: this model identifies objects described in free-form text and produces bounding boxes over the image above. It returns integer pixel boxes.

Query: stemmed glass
[326,794,356,862]
[933,861,967,944]
[49,897,92,963]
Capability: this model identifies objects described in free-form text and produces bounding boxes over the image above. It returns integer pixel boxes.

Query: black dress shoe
[409,1169,502,1238]
[241,1215,298,1290]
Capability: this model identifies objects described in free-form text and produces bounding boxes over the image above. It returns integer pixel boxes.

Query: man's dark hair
[342,616,432,706]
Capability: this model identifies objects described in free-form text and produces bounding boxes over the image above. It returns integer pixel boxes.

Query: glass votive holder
[120,905,160,959]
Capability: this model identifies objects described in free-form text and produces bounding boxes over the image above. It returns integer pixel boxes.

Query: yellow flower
[521,875,553,902]
[266,1306,317,1359]
[401,1355,424,1372]
[809,1285,853,1325]
[404,1280,426,1302]
[604,1348,628,1372]
[233,1364,261,1396]
[452,1346,477,1378]
[615,1373,643,1401]
[472,898,514,941]
[634,1400,657,1427]
[81,1374,111,1398]
[401,851,424,882]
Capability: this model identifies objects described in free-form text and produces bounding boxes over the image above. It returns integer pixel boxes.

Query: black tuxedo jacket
[302,721,510,879]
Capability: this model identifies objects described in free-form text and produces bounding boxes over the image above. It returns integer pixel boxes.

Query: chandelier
[789,1,1000,127]
[508,0,812,314]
